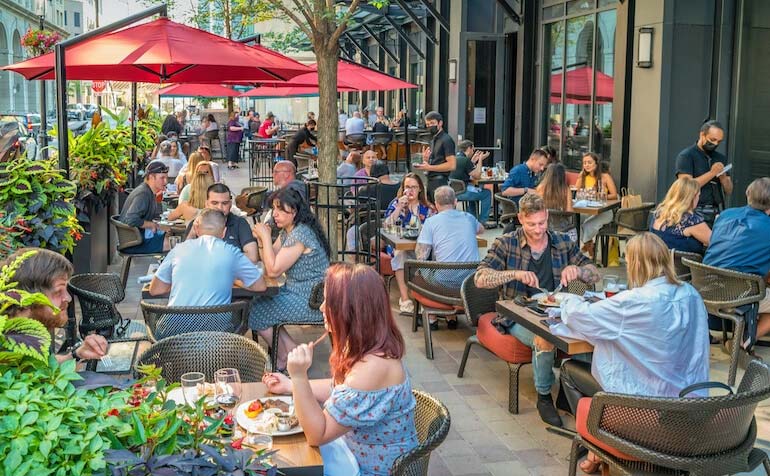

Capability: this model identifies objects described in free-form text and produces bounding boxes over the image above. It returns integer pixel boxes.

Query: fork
[100,354,113,369]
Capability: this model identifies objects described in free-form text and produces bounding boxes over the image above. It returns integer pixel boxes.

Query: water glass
[603,275,619,297]
[214,368,242,416]
[181,372,205,406]
[244,432,273,451]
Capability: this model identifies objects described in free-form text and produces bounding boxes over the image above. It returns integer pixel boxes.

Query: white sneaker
[399,298,414,314]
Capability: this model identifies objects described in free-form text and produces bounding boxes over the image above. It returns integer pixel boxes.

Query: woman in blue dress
[649,177,712,254]
[262,263,418,476]
[250,187,330,369]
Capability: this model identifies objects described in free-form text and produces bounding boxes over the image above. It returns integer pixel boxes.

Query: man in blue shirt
[704,177,770,340]
[500,148,549,203]
[150,209,266,306]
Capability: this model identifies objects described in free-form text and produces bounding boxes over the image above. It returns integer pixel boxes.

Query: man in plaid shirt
[475,193,599,427]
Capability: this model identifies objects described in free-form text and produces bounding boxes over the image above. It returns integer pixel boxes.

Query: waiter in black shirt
[286,119,317,167]
[414,111,456,203]
[674,120,733,226]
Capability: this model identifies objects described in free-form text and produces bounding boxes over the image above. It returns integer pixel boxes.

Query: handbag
[618,187,642,235]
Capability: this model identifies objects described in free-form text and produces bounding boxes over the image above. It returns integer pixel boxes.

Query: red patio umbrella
[157,83,241,97]
[240,84,358,98]
[0,17,310,83]
[550,66,614,104]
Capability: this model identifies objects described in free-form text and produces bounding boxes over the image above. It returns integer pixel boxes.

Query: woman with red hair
[262,262,417,475]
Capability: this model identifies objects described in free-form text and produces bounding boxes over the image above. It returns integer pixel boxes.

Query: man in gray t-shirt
[150,209,265,307]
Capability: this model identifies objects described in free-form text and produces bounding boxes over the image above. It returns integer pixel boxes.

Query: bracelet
[70,342,83,361]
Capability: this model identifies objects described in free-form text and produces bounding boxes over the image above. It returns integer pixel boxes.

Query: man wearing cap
[258,112,279,138]
[118,162,171,253]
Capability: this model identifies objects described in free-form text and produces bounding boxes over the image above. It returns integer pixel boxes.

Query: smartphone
[586,295,602,303]
[527,306,547,317]
[540,318,562,327]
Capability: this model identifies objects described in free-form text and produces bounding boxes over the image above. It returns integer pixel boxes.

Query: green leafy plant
[0,153,83,259]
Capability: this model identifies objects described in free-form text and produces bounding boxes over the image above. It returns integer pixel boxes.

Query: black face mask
[702,140,718,153]
[428,125,439,136]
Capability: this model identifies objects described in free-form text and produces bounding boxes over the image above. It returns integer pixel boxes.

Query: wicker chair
[237,185,268,222]
[111,215,168,289]
[68,273,148,372]
[140,300,250,342]
[268,281,326,370]
[405,260,478,359]
[135,331,268,382]
[548,209,579,234]
[596,203,656,266]
[672,251,702,282]
[390,390,451,476]
[684,258,765,386]
[494,193,519,228]
[569,360,770,476]
[359,220,393,289]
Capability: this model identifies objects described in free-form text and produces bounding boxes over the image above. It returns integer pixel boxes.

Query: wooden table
[379,230,488,251]
[572,199,621,216]
[241,382,323,474]
[141,279,281,299]
[495,300,593,354]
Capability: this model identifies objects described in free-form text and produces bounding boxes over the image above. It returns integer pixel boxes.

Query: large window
[541,0,617,170]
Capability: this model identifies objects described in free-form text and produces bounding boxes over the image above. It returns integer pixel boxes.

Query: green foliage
[262,29,310,53]
[0,153,83,259]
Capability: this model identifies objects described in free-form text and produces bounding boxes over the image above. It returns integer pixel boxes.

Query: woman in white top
[551,232,709,473]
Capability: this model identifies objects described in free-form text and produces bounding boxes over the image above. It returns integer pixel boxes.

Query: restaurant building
[339,0,769,206]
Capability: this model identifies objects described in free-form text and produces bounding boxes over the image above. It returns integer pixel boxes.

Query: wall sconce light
[637,27,653,68]
[448,59,457,83]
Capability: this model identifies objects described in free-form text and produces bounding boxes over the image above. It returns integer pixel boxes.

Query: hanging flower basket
[21,28,62,57]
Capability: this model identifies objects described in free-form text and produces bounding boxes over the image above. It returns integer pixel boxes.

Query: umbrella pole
[38,15,48,159]
[131,82,137,186]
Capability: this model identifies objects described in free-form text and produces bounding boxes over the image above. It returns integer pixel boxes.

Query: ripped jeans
[507,323,556,395]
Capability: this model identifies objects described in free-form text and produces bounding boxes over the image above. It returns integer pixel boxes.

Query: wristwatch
[70,342,83,361]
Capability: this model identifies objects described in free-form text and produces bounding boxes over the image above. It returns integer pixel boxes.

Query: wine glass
[214,368,242,416]
[181,372,205,406]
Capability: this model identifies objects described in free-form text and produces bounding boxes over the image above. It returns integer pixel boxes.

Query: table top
[476,177,506,185]
[379,230,488,251]
[495,300,593,354]
[141,279,281,300]
[572,199,621,216]
[241,382,323,470]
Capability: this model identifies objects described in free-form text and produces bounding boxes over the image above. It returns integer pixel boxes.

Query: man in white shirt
[345,111,365,136]
[415,186,483,330]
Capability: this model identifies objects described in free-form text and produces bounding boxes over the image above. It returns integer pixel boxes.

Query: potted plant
[0,152,83,260]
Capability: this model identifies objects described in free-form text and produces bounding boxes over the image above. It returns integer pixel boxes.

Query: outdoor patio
[103,163,770,476]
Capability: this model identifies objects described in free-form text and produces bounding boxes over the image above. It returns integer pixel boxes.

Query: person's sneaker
[399,298,414,315]
[536,393,563,427]
[429,320,439,331]
[447,319,458,330]
[483,222,498,229]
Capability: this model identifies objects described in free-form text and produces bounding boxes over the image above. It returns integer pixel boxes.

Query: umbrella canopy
[0,17,310,83]
[157,83,241,97]
[550,66,614,104]
[240,84,357,98]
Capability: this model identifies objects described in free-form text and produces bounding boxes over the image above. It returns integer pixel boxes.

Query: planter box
[73,201,109,274]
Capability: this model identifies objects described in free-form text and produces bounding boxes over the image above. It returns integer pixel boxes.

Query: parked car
[0,113,41,136]
[67,103,86,120]
[84,104,98,118]
[0,119,37,160]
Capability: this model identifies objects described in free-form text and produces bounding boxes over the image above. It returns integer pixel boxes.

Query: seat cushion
[576,398,640,462]
[379,252,394,276]
[476,312,532,363]
[408,290,463,311]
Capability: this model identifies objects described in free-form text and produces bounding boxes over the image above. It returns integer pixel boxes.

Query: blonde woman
[576,153,618,255]
[167,162,215,222]
[176,150,221,190]
[650,177,711,254]
[550,232,709,473]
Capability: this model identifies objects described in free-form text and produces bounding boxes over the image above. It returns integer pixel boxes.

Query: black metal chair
[672,250,702,282]
[684,258,765,386]
[140,300,250,342]
[568,360,770,476]
[237,185,268,223]
[268,281,326,371]
[111,215,168,289]
[596,203,656,266]
[344,133,366,150]
[370,131,393,159]
[135,331,268,383]
[389,390,451,476]
[405,260,478,359]
[68,273,148,372]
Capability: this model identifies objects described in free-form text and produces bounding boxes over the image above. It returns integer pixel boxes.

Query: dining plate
[236,397,303,436]
[532,292,572,307]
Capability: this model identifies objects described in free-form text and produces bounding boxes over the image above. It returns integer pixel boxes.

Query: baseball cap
[145,161,169,175]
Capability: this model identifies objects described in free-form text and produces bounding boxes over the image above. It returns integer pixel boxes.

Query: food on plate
[244,400,264,418]
[251,411,278,434]
[277,413,299,432]
[196,382,216,397]
[262,398,291,413]
[546,294,556,303]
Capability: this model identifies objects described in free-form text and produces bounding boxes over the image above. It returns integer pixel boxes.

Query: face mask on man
[428,125,439,136]
[702,139,718,153]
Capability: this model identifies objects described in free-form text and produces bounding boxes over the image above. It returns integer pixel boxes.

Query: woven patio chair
[548,209,579,234]
[568,360,770,476]
[140,300,250,342]
[268,281,326,371]
[111,215,168,289]
[135,331,268,382]
[672,250,702,282]
[684,258,765,386]
[596,203,656,266]
[405,260,478,359]
[390,390,451,476]
[68,272,149,372]
[494,193,518,227]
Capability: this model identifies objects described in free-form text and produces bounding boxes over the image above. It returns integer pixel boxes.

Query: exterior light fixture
[637,27,653,68]
[448,59,457,83]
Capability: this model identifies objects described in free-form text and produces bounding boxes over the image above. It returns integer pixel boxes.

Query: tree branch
[291,0,315,25]
[267,0,314,41]
[329,0,360,45]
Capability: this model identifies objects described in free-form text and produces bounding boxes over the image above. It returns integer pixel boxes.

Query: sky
[100,0,196,26]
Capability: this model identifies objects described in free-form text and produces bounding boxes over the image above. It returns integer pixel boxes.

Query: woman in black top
[286,120,317,167]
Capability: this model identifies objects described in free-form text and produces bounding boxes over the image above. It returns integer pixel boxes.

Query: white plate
[166,386,217,406]
[236,397,303,436]
[532,292,572,307]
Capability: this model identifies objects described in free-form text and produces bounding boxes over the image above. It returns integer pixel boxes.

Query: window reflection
[544,21,565,163]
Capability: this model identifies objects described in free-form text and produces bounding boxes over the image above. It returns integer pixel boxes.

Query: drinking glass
[603,275,619,298]
[244,432,273,451]
[214,368,242,416]
[181,372,205,406]
[496,162,505,178]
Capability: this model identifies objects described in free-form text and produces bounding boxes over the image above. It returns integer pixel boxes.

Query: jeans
[456,187,492,224]
[508,323,556,395]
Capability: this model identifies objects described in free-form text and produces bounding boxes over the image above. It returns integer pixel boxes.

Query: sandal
[579,453,603,474]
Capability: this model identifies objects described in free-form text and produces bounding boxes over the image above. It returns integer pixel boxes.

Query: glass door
[465,39,497,150]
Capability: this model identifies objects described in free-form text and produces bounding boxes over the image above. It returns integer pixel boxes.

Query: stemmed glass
[214,368,242,416]
[181,371,205,406]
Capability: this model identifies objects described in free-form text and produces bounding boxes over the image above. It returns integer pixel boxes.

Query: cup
[244,432,273,451]
[603,275,619,298]
[180,372,205,406]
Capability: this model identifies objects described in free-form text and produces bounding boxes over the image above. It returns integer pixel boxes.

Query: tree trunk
[315,46,340,259]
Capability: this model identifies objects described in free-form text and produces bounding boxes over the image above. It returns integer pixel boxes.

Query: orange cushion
[576,398,640,462]
[566,171,579,186]
[408,290,463,311]
[379,253,394,276]
[476,312,532,363]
